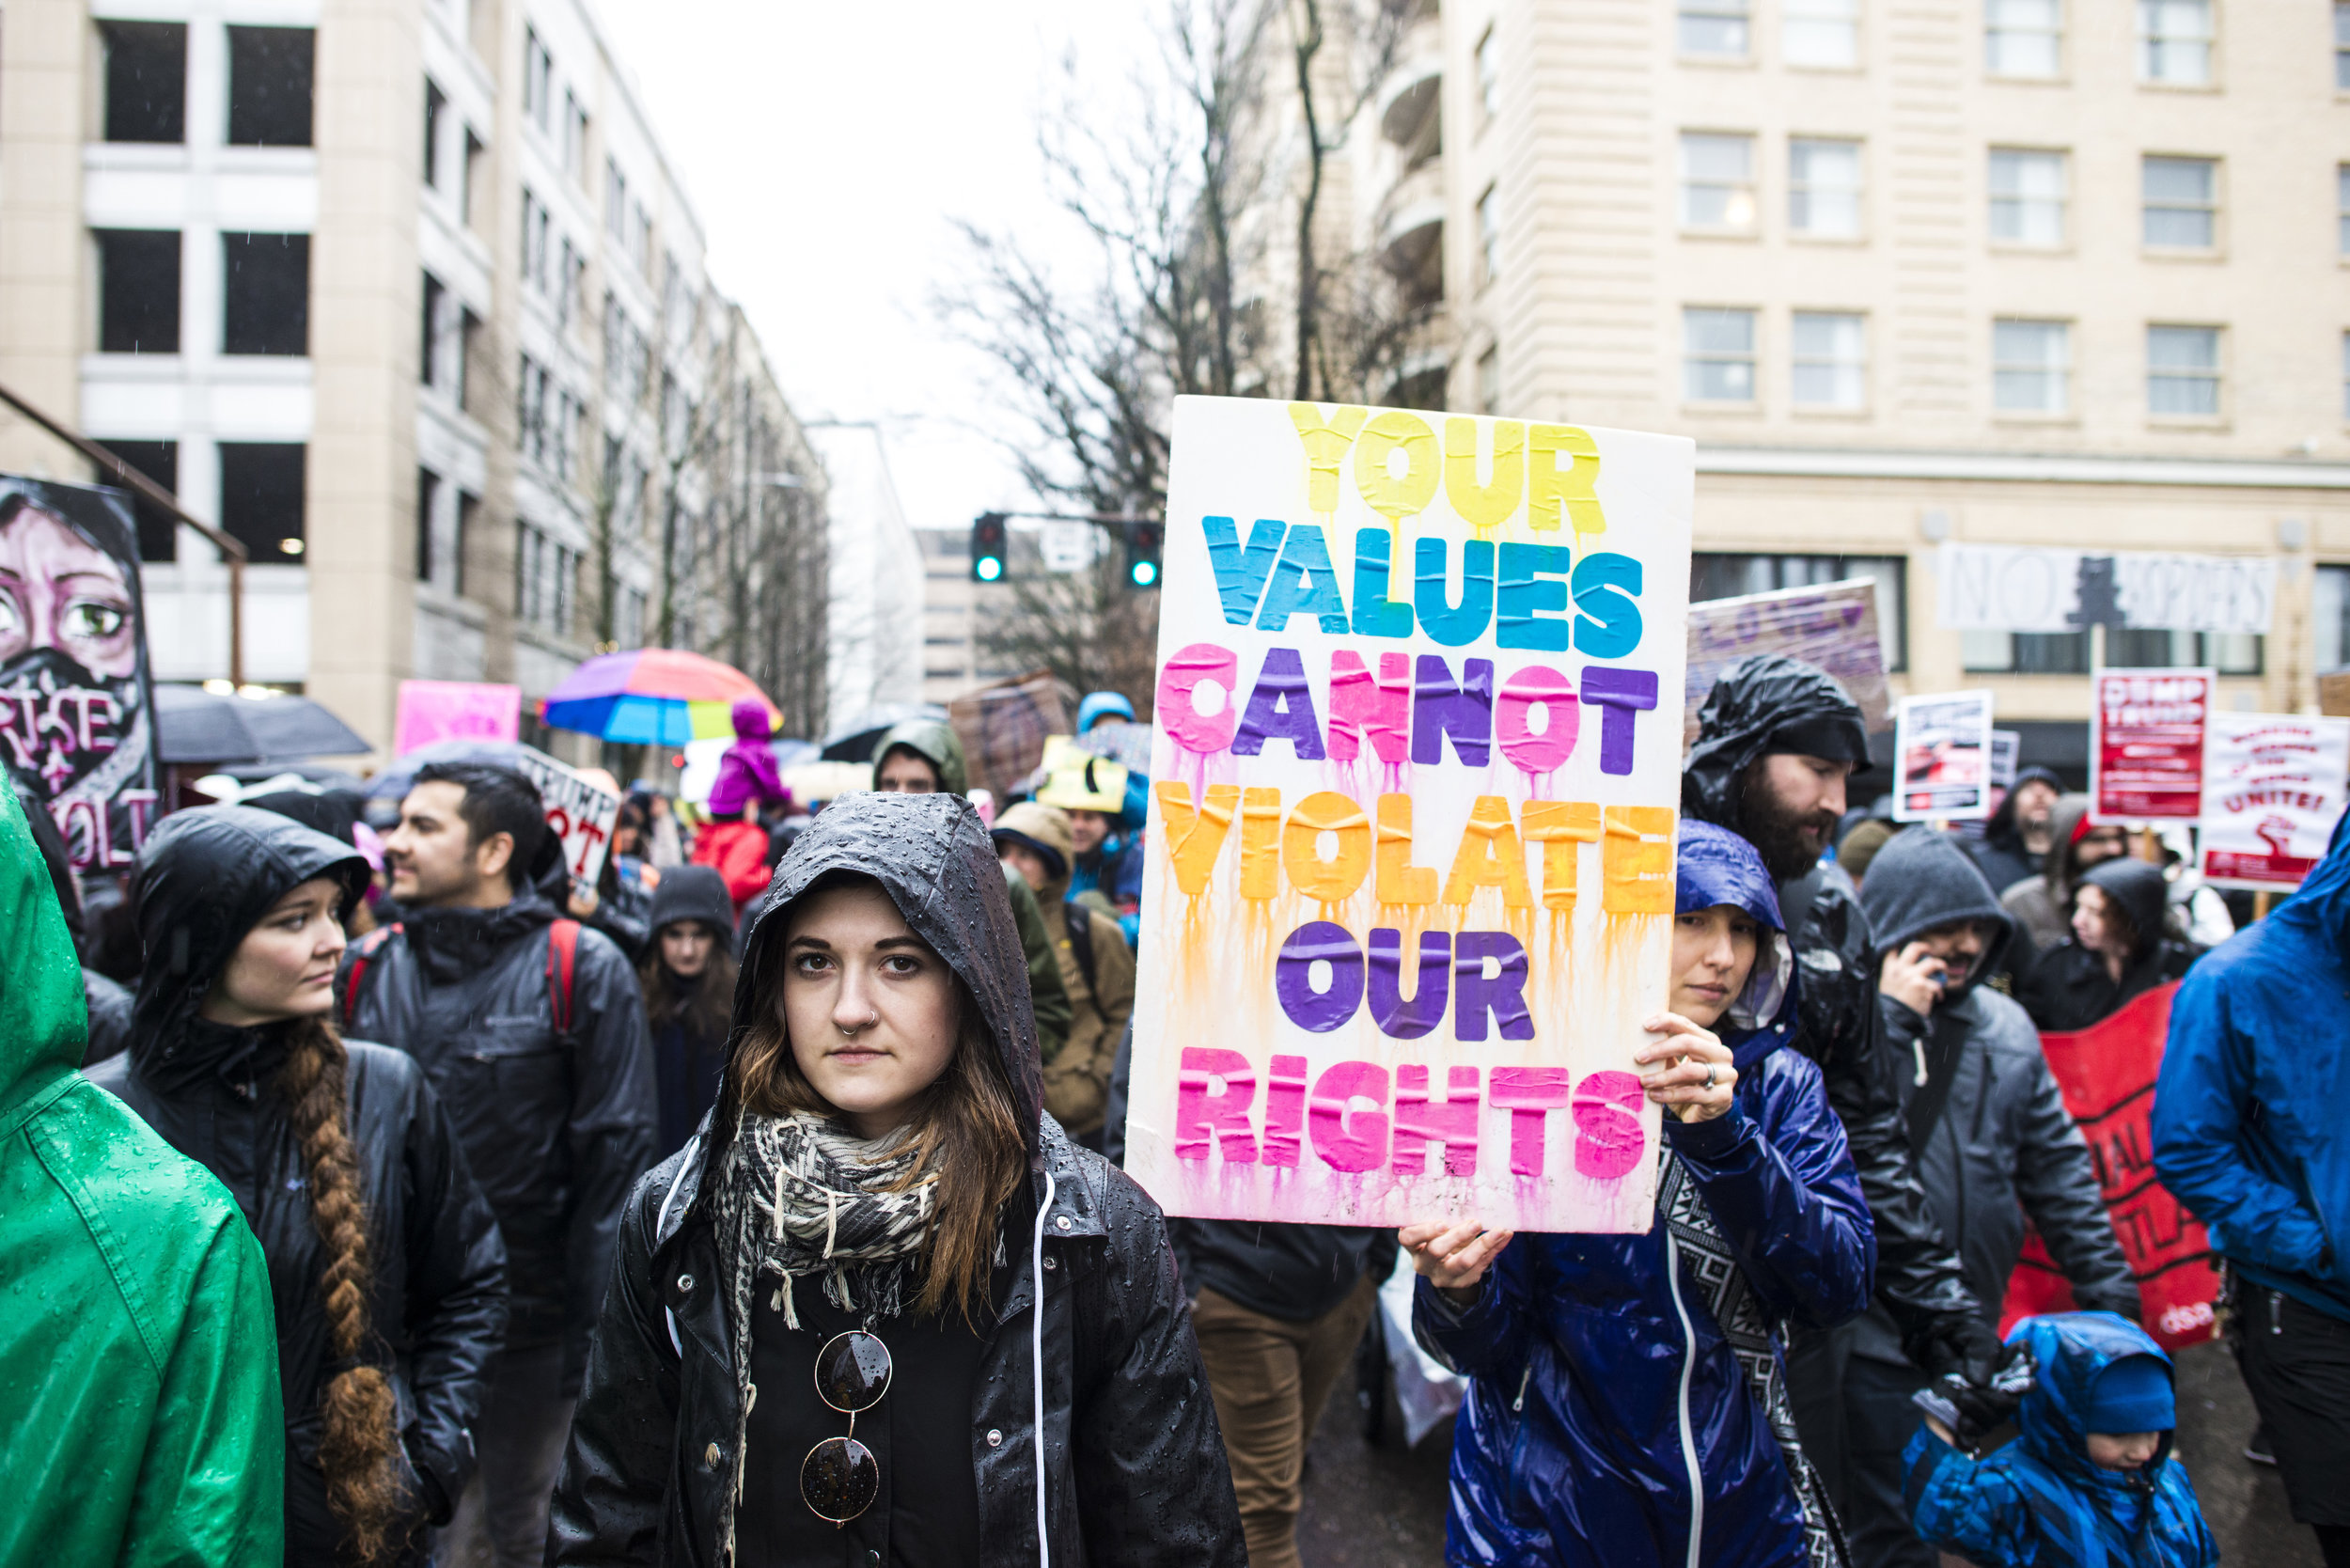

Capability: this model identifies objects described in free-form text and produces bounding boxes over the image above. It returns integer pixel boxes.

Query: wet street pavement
[1297,1332,2317,1567]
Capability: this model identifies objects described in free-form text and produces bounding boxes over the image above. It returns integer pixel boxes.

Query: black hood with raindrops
[1683,652,1873,829]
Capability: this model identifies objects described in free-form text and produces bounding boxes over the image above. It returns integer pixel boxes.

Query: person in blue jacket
[2152,810,2350,1568]
[1404,819,1876,1568]
[1903,1311,2217,1567]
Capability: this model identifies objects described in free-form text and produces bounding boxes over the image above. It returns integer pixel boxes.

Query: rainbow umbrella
[538,650,781,745]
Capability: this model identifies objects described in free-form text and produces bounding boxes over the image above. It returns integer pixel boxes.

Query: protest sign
[948,670,1071,803]
[512,746,622,886]
[2197,712,2350,890]
[2091,667,2213,823]
[394,680,520,755]
[1683,577,1888,748]
[0,476,162,870]
[2000,984,2219,1352]
[1937,543,2276,636]
[1892,690,1995,822]
[1124,396,1693,1234]
[1989,729,2019,791]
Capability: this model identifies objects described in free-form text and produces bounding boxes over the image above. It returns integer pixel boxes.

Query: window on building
[463,130,486,230]
[521,189,550,291]
[1988,148,2066,245]
[2338,2,2350,89]
[1783,0,1859,68]
[633,203,653,271]
[517,354,546,462]
[524,27,553,131]
[1692,553,1906,669]
[2342,331,2350,418]
[2340,167,2350,255]
[226,26,314,147]
[2137,0,2211,86]
[2316,564,2350,669]
[453,491,477,596]
[563,90,587,175]
[101,22,186,143]
[458,307,480,412]
[420,271,446,386]
[221,232,308,355]
[1679,0,1749,56]
[424,79,446,188]
[2107,627,2262,673]
[2142,155,2217,248]
[217,442,306,563]
[605,159,628,242]
[1792,311,1866,409]
[1680,133,1757,230]
[94,229,180,353]
[1987,0,2062,75]
[1684,306,1758,402]
[1477,346,1500,415]
[1477,185,1500,287]
[416,467,440,581]
[1475,27,1498,124]
[557,240,583,332]
[2148,323,2221,416]
[1790,138,1862,237]
[515,524,579,637]
[1993,318,2070,413]
[99,440,180,562]
[1961,630,2090,672]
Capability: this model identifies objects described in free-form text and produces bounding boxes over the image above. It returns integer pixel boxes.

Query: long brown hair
[274,1016,404,1562]
[726,886,1027,1324]
[638,921,739,1043]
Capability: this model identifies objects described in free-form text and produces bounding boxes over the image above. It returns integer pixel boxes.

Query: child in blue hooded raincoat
[1903,1311,2217,1567]
[1405,819,1875,1568]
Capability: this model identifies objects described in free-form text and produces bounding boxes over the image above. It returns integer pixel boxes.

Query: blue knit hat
[2085,1354,2174,1435]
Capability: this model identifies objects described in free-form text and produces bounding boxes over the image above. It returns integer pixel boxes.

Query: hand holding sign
[1635,1013,1737,1122]
[1400,1218,1514,1304]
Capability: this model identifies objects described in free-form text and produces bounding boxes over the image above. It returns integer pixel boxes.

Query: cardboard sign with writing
[2197,712,2350,891]
[1124,396,1694,1233]
[1937,543,2276,636]
[512,746,622,886]
[0,477,162,870]
[2000,984,2219,1351]
[2091,667,2213,823]
[1683,577,1889,750]
[395,681,521,756]
[1893,690,1995,822]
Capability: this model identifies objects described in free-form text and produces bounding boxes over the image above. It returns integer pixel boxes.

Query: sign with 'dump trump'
[1123,396,1694,1233]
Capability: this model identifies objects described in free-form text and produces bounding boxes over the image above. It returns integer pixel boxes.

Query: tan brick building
[1314,0,2350,762]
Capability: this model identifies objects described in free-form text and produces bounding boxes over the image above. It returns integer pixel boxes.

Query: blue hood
[1076,691,1135,732]
[2009,1313,2174,1485]
[1677,819,1799,1071]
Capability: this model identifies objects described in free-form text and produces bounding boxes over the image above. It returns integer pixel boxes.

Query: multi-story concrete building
[1299,0,2350,758]
[0,0,816,765]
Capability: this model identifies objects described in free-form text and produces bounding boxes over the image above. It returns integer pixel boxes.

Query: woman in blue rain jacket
[1408,820,1876,1568]
[1904,1312,2217,1567]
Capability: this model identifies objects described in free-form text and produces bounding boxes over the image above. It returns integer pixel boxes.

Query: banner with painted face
[0,477,161,870]
[1123,396,1694,1233]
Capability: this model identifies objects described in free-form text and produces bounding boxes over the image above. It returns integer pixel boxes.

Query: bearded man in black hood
[1683,654,2000,1515]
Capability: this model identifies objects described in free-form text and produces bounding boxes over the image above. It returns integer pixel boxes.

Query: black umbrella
[154,683,371,766]
[819,701,948,762]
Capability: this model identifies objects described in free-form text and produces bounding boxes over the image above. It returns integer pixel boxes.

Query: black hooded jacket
[1963,766,2065,896]
[1683,654,1987,1372]
[2015,857,2200,1032]
[548,791,1245,1568]
[340,865,656,1389]
[86,807,508,1561]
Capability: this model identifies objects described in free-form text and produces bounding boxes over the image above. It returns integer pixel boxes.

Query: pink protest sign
[1122,396,1694,1235]
[394,681,520,755]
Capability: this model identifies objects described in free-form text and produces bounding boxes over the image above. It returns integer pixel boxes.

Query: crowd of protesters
[4,658,2347,1568]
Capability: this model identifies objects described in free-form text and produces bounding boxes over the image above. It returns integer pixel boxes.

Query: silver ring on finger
[1703,1065,1717,1090]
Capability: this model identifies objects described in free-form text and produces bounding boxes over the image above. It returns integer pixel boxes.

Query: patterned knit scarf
[1658,1150,1851,1568]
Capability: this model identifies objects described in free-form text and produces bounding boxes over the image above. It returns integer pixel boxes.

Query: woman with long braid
[91,807,509,1564]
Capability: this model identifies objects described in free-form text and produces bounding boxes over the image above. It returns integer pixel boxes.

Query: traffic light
[1123,521,1163,589]
[971,511,1007,583]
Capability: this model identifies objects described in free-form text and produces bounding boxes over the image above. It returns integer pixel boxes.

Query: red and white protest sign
[2198,713,2350,891]
[2090,667,2213,823]
[512,747,622,887]
[2000,984,2218,1351]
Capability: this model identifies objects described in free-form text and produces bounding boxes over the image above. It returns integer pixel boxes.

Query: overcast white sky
[593,2,1156,533]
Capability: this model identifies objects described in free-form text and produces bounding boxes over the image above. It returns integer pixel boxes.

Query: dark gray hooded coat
[1683,654,1987,1374]
[548,791,1244,1568]
[1854,826,2138,1359]
[88,806,509,1559]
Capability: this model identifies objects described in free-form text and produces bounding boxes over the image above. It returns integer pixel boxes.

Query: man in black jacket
[1682,656,1996,1510]
[347,761,655,1568]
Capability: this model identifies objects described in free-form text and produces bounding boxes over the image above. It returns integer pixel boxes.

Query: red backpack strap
[341,922,403,1027]
[547,919,581,1037]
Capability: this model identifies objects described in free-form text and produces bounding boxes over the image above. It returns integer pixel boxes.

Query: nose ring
[838,1011,881,1038]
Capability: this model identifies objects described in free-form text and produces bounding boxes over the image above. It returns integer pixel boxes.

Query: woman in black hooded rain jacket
[2016,856,2201,1032]
[89,806,509,1566]
[548,789,1244,1568]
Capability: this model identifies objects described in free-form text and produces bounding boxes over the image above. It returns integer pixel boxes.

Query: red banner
[1999,982,2220,1350]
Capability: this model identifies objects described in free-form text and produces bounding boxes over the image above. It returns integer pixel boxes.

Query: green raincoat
[874,718,1073,1059]
[0,788,285,1566]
